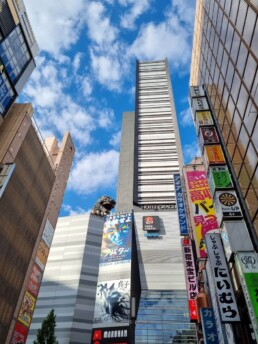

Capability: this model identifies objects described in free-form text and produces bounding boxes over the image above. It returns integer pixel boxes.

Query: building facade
[0,0,38,122]
[0,103,74,343]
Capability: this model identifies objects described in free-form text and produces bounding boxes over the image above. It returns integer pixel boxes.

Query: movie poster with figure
[93,279,130,327]
[100,213,132,265]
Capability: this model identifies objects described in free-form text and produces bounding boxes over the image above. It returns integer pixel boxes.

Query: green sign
[208,166,233,196]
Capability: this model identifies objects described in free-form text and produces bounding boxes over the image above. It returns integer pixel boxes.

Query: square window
[236,42,248,76]
[236,1,247,35]
[230,0,239,24]
[243,7,256,45]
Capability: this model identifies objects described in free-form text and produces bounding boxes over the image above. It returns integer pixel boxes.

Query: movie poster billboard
[235,252,258,341]
[205,233,240,322]
[186,170,219,258]
[93,279,130,327]
[26,263,43,297]
[174,173,189,235]
[11,322,29,344]
[18,291,36,327]
[181,238,198,320]
[35,240,49,270]
[100,213,132,266]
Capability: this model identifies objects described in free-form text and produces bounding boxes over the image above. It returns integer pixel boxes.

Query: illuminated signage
[204,145,226,165]
[199,127,219,148]
[196,111,214,127]
[186,170,219,258]
[200,308,219,344]
[143,216,160,231]
[235,252,258,341]
[182,238,198,321]
[205,233,240,322]
[214,191,242,224]
[192,97,209,112]
[92,326,129,344]
[208,166,233,196]
[174,173,189,235]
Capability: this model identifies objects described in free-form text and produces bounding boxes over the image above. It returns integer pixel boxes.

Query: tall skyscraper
[190,0,258,243]
[28,60,196,344]
[0,0,38,121]
[0,103,74,344]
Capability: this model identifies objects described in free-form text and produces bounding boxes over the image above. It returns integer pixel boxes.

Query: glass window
[232,110,241,137]
[230,0,239,24]
[216,9,223,33]
[230,31,240,63]
[238,125,249,150]
[251,18,258,57]
[238,164,250,196]
[225,23,234,52]
[213,33,219,55]
[227,95,236,123]
[221,15,228,43]
[237,84,248,117]
[236,42,248,76]
[244,142,257,178]
[236,1,247,35]
[221,51,229,77]
[226,60,234,89]
[224,0,232,15]
[251,68,258,99]
[231,72,241,100]
[233,146,242,175]
[217,42,224,66]
[245,185,258,219]
[252,118,258,148]
[244,54,256,90]
[243,7,256,45]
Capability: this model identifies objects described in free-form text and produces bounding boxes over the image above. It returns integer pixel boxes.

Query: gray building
[28,60,196,344]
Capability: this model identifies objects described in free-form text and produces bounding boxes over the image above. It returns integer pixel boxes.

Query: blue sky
[21,0,199,216]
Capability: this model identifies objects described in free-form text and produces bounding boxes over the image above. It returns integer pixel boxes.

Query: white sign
[192,97,209,112]
[42,219,54,248]
[214,191,242,224]
[189,86,205,98]
[205,233,240,322]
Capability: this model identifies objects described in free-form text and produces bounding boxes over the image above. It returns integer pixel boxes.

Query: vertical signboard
[205,233,240,322]
[186,170,219,257]
[204,145,226,165]
[235,252,258,341]
[11,322,29,344]
[181,238,198,320]
[208,166,233,196]
[26,263,43,297]
[200,308,219,344]
[18,291,36,327]
[174,174,189,235]
[214,191,243,224]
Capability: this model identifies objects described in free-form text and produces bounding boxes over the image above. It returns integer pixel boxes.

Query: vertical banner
[205,233,240,322]
[200,308,219,344]
[186,170,218,257]
[174,174,189,235]
[181,238,198,320]
[235,252,258,341]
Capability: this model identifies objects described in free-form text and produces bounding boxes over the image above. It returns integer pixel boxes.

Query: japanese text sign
[208,166,233,196]
[200,308,219,344]
[143,216,160,231]
[42,219,54,248]
[18,291,36,327]
[205,145,226,164]
[182,238,198,320]
[235,252,258,341]
[174,174,189,235]
[186,170,219,258]
[189,85,205,98]
[205,233,240,322]
[196,111,214,128]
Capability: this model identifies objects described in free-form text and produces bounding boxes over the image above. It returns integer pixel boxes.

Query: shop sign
[189,85,205,98]
[205,233,240,322]
[204,145,225,165]
[196,111,214,132]
[199,127,219,148]
[182,238,198,320]
[143,216,160,231]
[10,322,29,344]
[235,252,258,341]
[92,326,129,344]
[192,97,209,112]
[18,291,36,327]
[26,263,43,297]
[214,191,242,224]
[42,219,54,248]
[208,166,233,196]
[200,308,219,344]
[141,204,176,210]
[35,240,49,270]
[174,173,189,235]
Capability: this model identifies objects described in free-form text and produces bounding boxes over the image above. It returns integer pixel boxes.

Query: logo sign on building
[18,291,36,327]
[11,322,29,344]
[182,238,198,320]
[42,219,54,248]
[189,85,205,98]
[100,213,132,265]
[199,127,219,149]
[143,216,160,231]
[26,263,43,297]
[208,166,233,196]
[186,170,219,258]
[214,191,242,224]
[235,252,258,341]
[35,240,49,270]
[200,308,219,344]
[92,326,129,344]
[93,279,130,327]
[204,145,226,165]
[205,233,240,322]
[174,174,189,235]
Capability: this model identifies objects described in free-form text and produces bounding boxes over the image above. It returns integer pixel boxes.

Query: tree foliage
[33,309,58,344]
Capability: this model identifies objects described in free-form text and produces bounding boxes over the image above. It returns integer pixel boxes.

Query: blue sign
[200,308,219,344]
[174,174,189,235]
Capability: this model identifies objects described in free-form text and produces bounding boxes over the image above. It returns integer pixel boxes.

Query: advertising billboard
[11,322,29,344]
[181,238,198,320]
[174,173,189,235]
[26,263,43,297]
[208,166,233,196]
[235,252,258,341]
[18,291,36,327]
[204,145,226,165]
[143,216,160,231]
[196,111,214,130]
[93,279,130,327]
[214,191,243,224]
[92,326,130,344]
[35,240,49,270]
[200,308,219,344]
[100,213,132,265]
[205,233,240,322]
[199,126,219,149]
[186,170,219,258]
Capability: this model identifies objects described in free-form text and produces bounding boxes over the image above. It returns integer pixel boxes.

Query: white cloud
[179,108,194,127]
[24,0,86,57]
[183,142,201,164]
[81,76,93,97]
[98,108,115,128]
[62,204,87,216]
[120,0,151,30]
[109,131,121,147]
[69,150,119,194]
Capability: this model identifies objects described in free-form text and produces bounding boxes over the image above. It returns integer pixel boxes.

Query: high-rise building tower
[0,0,38,122]
[28,60,197,344]
[0,103,74,344]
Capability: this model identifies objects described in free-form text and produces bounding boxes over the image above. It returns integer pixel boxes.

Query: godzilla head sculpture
[91,195,116,216]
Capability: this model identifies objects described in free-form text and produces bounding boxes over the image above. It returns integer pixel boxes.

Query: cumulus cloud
[179,108,194,127]
[119,0,152,30]
[62,204,88,216]
[183,141,201,164]
[109,131,121,147]
[69,150,120,194]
